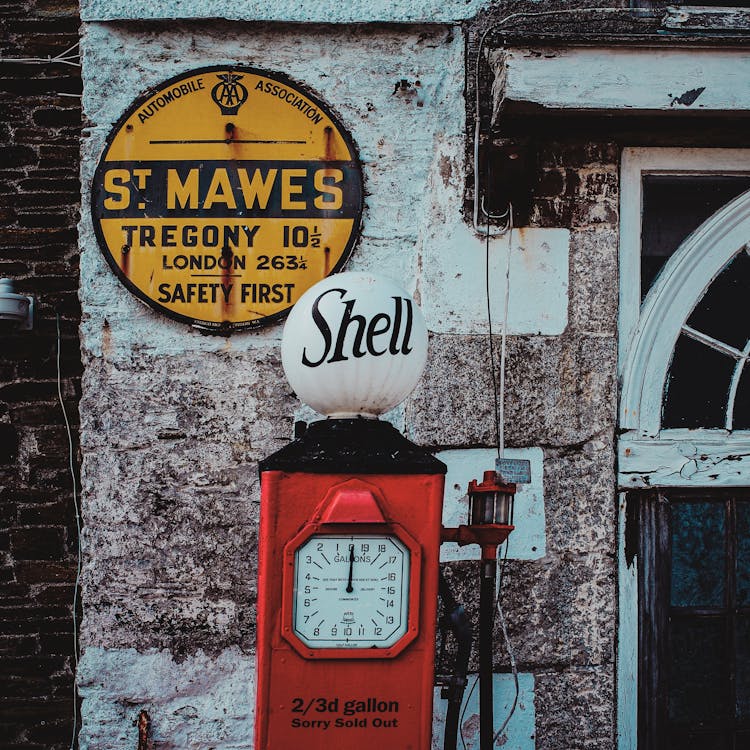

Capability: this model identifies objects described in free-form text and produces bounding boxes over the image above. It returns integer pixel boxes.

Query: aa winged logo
[211,72,249,115]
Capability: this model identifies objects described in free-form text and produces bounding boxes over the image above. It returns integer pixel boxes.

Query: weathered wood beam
[490,45,750,121]
[662,6,750,32]
[619,432,750,489]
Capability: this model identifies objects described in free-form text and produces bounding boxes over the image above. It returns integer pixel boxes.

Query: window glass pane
[663,335,735,428]
[641,176,750,298]
[733,363,750,430]
[737,615,750,720]
[686,251,750,352]
[671,501,725,607]
[669,617,728,723]
[738,501,750,607]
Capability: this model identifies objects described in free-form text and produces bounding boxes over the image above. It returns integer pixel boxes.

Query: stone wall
[77,6,620,749]
[0,1,82,748]
[411,130,620,749]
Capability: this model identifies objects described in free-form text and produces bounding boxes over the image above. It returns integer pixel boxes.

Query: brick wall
[0,1,82,748]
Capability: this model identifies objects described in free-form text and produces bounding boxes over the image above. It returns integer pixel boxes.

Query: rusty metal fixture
[441,523,513,552]
[137,709,151,750]
[440,470,516,564]
[468,469,516,527]
[440,523,513,564]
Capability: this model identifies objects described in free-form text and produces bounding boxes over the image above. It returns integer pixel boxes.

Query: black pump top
[259,418,447,475]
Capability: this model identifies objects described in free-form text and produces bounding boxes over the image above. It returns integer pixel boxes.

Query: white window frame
[617,147,750,750]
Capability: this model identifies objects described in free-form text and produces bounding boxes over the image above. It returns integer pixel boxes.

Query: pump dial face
[292,534,410,649]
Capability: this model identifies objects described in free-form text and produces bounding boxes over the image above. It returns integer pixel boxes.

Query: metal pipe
[438,570,472,750]
[137,709,151,750]
[479,560,496,750]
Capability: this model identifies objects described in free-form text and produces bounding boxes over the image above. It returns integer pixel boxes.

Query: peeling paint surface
[77,647,255,750]
[619,430,750,488]
[421,227,570,335]
[432,674,536,750]
[80,0,489,22]
[496,46,750,114]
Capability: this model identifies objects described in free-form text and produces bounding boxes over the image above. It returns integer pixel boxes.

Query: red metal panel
[255,471,444,750]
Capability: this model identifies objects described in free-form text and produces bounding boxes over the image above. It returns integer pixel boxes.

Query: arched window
[664,248,750,430]
[620,158,750,440]
[618,149,750,750]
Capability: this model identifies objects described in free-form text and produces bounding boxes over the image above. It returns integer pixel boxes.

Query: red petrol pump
[255,272,523,750]
[256,273,445,749]
[256,418,446,748]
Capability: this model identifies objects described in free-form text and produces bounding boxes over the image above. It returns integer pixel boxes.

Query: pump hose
[438,569,472,750]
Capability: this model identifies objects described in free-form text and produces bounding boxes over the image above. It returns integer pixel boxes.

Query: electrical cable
[0,41,82,97]
[485,205,501,456]
[56,314,82,750]
[493,541,519,745]
[0,41,80,67]
[493,600,519,743]
[498,209,512,460]
[458,674,479,750]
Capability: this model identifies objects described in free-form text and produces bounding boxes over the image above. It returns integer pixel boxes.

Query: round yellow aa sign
[92,66,363,333]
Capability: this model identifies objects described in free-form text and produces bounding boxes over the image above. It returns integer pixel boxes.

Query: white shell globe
[281,272,428,418]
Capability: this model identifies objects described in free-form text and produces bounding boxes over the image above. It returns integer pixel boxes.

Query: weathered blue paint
[617,496,638,750]
[432,673,536,750]
[81,0,488,22]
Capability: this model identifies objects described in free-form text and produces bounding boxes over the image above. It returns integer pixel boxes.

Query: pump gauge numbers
[292,534,410,649]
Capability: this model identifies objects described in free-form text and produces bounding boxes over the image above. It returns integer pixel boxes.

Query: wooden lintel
[662,6,750,32]
[490,45,750,122]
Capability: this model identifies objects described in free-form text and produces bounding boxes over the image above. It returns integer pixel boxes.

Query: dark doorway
[631,491,750,750]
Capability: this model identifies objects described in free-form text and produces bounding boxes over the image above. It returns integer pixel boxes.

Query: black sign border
[90,64,364,335]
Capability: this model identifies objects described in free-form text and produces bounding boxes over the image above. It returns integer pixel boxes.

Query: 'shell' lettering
[301,288,414,368]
